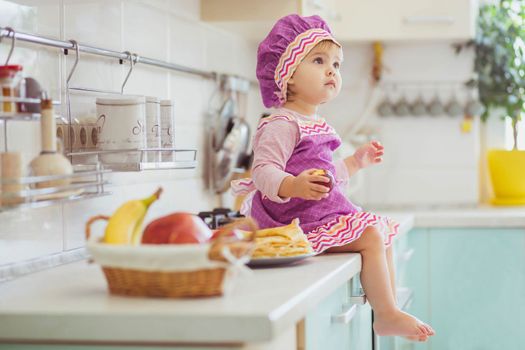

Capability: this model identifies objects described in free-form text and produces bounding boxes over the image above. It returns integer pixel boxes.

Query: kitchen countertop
[377,206,525,228]
[0,215,413,346]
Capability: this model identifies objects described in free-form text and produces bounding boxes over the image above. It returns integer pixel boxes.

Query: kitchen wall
[0,0,263,271]
[320,41,482,208]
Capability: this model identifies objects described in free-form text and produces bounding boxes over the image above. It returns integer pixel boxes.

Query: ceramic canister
[160,99,175,162]
[96,95,146,163]
[145,96,161,162]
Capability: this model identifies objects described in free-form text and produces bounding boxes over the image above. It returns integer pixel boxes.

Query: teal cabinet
[399,228,525,350]
[305,276,372,350]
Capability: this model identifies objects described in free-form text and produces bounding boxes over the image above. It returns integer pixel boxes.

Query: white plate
[247,253,316,267]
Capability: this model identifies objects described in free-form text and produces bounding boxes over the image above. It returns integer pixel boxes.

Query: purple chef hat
[256,14,340,108]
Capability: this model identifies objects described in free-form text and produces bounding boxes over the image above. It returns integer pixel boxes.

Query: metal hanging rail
[0,26,217,80]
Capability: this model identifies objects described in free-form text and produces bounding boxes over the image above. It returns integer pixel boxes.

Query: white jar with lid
[160,99,175,162]
[96,95,146,163]
[145,96,161,162]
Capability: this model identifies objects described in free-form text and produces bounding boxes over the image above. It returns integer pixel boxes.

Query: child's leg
[385,244,429,341]
[325,226,434,338]
[386,245,396,302]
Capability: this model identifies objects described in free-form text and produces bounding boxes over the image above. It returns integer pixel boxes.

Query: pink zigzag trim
[277,30,330,80]
[275,29,328,83]
[306,212,400,253]
[278,32,328,83]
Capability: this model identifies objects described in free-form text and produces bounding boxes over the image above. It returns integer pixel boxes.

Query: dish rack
[68,148,197,172]
[0,162,110,212]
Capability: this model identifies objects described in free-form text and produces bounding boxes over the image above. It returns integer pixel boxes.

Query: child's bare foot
[373,310,435,339]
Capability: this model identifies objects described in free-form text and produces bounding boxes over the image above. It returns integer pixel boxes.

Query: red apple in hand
[311,169,335,192]
[141,212,212,244]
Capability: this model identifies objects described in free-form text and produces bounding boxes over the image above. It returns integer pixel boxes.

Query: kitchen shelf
[0,164,111,213]
[0,112,41,121]
[0,97,61,121]
[68,148,197,172]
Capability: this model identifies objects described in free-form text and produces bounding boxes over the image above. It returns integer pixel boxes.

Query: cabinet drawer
[305,277,372,350]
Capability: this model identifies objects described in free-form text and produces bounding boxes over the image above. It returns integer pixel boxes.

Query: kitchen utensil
[445,90,463,117]
[410,93,427,116]
[234,90,251,169]
[212,86,252,193]
[56,117,74,152]
[213,92,236,151]
[377,95,394,117]
[77,116,99,149]
[428,93,444,117]
[96,95,146,163]
[394,96,410,116]
[465,90,485,116]
[213,118,245,193]
[29,93,73,188]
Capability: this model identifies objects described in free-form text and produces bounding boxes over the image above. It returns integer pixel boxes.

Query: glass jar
[0,65,24,113]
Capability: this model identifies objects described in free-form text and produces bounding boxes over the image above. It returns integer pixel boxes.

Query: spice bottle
[0,65,23,113]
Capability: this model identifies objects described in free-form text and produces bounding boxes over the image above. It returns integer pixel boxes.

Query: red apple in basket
[141,212,212,244]
[311,169,335,192]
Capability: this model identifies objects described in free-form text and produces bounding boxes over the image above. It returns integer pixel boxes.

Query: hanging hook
[66,40,80,85]
[121,51,137,94]
[3,27,16,65]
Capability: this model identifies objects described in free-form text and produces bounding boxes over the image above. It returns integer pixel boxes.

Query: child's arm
[343,141,384,176]
[251,119,299,202]
[252,119,330,202]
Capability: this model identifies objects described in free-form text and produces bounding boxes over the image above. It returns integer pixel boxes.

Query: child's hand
[353,140,384,169]
[292,169,331,200]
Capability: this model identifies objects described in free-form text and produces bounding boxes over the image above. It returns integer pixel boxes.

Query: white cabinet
[331,0,477,41]
[201,0,477,41]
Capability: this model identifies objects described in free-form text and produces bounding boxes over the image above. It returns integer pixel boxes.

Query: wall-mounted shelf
[68,148,197,172]
[0,164,111,213]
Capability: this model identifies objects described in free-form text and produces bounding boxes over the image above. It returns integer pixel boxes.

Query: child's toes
[417,325,428,335]
[424,324,435,336]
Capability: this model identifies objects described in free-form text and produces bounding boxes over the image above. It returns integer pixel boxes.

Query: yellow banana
[103,187,163,245]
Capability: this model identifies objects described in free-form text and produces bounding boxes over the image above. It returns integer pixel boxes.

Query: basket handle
[208,217,258,263]
[85,215,110,241]
[215,217,258,242]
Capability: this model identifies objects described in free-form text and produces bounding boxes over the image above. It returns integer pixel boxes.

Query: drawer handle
[403,16,455,25]
[332,303,358,324]
[400,248,415,262]
[350,290,367,305]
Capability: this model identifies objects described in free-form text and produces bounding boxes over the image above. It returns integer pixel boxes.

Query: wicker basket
[85,216,256,298]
